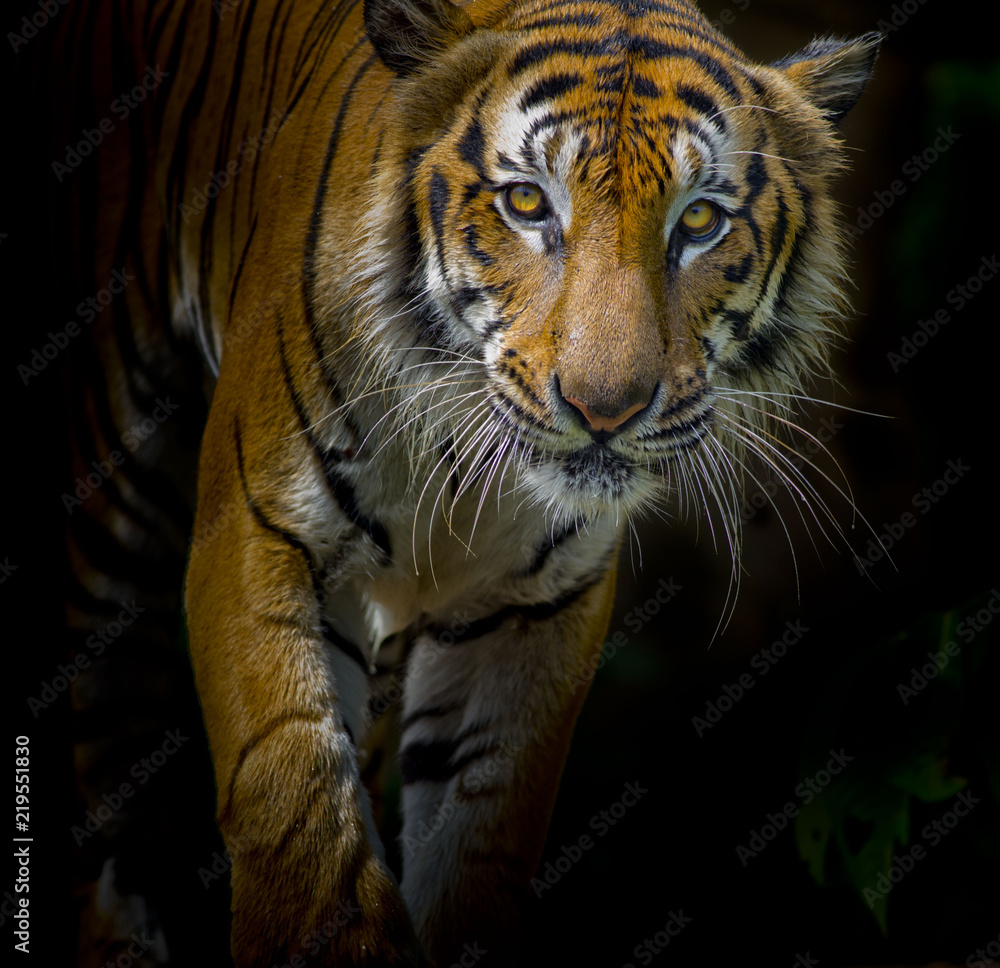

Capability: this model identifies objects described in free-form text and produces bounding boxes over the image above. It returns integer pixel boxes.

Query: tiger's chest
[321,432,623,642]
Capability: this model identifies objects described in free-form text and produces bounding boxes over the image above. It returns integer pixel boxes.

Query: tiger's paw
[231,854,428,968]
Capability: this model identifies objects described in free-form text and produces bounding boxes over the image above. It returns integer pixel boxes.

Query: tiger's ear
[773,32,881,124]
[365,0,474,76]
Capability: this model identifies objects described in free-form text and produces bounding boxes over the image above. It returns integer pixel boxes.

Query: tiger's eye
[504,183,548,221]
[679,199,721,239]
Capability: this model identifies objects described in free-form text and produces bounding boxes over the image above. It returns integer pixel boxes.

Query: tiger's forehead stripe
[492,0,762,166]
[498,0,748,73]
[469,6,764,205]
[506,35,746,104]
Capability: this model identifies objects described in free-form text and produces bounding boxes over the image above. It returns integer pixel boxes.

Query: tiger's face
[358,0,876,526]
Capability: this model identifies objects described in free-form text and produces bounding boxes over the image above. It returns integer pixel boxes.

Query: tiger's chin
[520,442,664,523]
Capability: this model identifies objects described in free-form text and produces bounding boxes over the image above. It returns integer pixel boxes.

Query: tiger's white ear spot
[773,32,881,123]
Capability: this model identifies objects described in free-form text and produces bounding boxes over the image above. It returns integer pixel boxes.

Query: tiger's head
[353,0,879,529]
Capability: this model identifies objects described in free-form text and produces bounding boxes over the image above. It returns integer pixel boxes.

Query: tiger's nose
[559,380,656,435]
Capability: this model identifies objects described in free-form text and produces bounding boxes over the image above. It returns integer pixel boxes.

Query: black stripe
[234,420,371,679]
[508,38,609,78]
[400,704,462,731]
[425,575,603,647]
[509,35,742,104]
[429,169,450,274]
[723,307,751,339]
[221,709,329,822]
[452,286,485,312]
[519,72,585,110]
[520,520,581,577]
[462,224,493,267]
[290,0,346,81]
[228,212,259,317]
[594,0,696,16]
[655,45,743,102]
[399,725,494,785]
[457,110,487,175]
[631,73,662,99]
[723,252,754,284]
[773,183,811,314]
[482,317,512,339]
[741,143,768,203]
[675,83,724,129]
[165,3,220,234]
[301,53,379,403]
[204,0,261,310]
[755,190,791,312]
[517,11,602,30]
[697,334,717,364]
[234,417,313,560]
[733,323,786,374]
[399,737,465,784]
[275,316,392,557]
[642,414,712,444]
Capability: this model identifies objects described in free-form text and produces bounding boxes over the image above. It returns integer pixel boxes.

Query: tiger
[39,0,879,963]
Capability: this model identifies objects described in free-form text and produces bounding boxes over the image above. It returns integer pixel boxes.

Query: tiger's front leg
[184,364,425,967]
[396,572,617,966]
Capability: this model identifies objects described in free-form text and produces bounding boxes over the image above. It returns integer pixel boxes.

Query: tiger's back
[41,0,878,964]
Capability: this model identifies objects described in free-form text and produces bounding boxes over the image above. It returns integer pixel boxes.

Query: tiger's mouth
[507,392,717,517]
